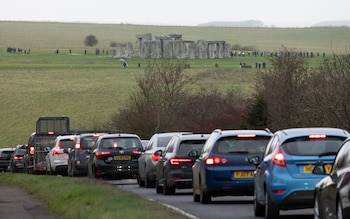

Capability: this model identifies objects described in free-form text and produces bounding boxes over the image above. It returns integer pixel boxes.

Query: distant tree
[84,35,98,47]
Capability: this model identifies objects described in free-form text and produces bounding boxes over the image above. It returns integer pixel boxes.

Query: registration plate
[233,171,254,178]
[114,155,131,161]
[303,164,332,173]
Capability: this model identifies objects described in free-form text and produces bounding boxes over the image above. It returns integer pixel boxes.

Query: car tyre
[314,193,320,219]
[138,174,145,187]
[254,189,265,217]
[91,165,99,179]
[163,180,175,195]
[337,199,343,219]
[145,173,154,188]
[193,191,200,202]
[200,184,211,204]
[155,179,163,194]
[265,191,279,219]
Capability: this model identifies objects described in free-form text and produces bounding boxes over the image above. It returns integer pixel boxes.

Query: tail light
[170,158,192,165]
[272,147,286,167]
[75,143,81,149]
[205,156,229,165]
[29,146,35,155]
[14,155,23,160]
[53,146,61,156]
[151,153,160,162]
[95,150,112,159]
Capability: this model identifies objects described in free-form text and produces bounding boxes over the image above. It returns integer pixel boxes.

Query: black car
[67,133,106,177]
[87,133,143,179]
[9,144,27,172]
[155,133,210,195]
[313,137,350,219]
[0,148,15,172]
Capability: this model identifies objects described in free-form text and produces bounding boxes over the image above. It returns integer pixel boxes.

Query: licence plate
[114,155,131,161]
[233,171,254,178]
[303,164,332,174]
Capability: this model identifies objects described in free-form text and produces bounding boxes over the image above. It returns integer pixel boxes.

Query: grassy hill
[0,21,349,147]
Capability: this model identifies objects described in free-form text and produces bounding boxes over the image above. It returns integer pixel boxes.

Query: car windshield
[282,136,346,156]
[101,137,142,150]
[214,136,270,154]
[178,140,207,157]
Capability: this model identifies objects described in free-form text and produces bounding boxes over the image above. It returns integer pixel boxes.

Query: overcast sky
[1,0,349,27]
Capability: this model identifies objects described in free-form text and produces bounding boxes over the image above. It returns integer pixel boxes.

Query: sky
[1,0,349,27]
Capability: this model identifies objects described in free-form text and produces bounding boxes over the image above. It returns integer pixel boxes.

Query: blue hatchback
[248,127,349,219]
[191,129,272,204]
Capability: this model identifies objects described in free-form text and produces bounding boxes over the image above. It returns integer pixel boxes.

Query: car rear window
[178,140,207,157]
[282,136,346,156]
[59,139,74,149]
[81,136,99,149]
[101,137,143,150]
[213,136,270,154]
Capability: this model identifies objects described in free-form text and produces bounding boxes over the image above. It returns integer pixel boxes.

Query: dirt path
[0,184,59,219]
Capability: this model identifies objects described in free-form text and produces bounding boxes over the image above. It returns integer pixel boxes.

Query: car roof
[211,129,273,137]
[99,133,140,139]
[152,132,192,137]
[275,127,349,141]
[55,135,77,140]
[172,133,210,140]
[0,148,15,151]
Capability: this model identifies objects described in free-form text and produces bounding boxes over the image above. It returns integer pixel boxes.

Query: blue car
[247,127,349,219]
[191,129,272,204]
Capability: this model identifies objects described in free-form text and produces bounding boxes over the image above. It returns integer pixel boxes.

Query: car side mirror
[154,149,162,156]
[45,147,51,153]
[312,164,326,175]
[246,155,260,167]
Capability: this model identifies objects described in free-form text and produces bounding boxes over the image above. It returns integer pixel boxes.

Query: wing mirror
[246,155,260,167]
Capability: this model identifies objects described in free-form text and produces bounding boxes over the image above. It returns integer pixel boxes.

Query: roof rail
[212,129,222,135]
[264,128,273,134]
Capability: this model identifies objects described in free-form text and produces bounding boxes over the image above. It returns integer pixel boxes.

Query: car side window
[164,137,176,153]
[264,136,278,157]
[145,137,154,151]
[332,141,350,171]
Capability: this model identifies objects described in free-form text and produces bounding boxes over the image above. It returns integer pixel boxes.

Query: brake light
[272,189,286,194]
[309,134,326,139]
[151,153,160,162]
[14,155,23,160]
[170,158,192,165]
[237,134,256,138]
[48,131,54,135]
[95,150,112,159]
[29,146,35,155]
[75,143,81,149]
[131,150,142,155]
[272,148,286,167]
[53,146,60,156]
[205,156,229,165]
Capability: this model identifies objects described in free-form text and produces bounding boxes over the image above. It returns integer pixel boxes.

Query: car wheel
[254,189,265,217]
[91,166,99,179]
[337,199,343,219]
[199,182,211,204]
[138,174,145,187]
[155,179,163,194]
[265,191,279,219]
[314,193,320,219]
[163,180,175,195]
[49,166,55,175]
[145,173,154,188]
[193,191,200,202]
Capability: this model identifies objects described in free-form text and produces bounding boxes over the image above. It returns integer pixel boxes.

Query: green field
[1,21,349,147]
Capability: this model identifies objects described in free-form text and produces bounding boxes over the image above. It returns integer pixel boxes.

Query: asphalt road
[0,184,59,219]
[111,179,315,219]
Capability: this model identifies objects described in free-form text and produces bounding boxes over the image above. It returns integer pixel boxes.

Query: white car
[45,135,75,175]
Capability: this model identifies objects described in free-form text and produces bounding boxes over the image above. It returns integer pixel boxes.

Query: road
[109,179,314,219]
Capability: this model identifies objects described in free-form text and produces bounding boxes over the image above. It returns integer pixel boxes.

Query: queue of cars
[5,127,350,218]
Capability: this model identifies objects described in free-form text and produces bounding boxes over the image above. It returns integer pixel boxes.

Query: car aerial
[247,127,349,219]
[0,147,15,172]
[9,144,27,172]
[45,135,75,175]
[192,129,272,204]
[67,133,106,177]
[87,133,143,180]
[155,133,210,195]
[313,136,350,219]
[138,132,191,188]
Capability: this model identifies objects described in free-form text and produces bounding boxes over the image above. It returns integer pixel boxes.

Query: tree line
[93,47,350,139]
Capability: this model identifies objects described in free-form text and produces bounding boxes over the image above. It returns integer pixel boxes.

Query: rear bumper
[95,161,139,179]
